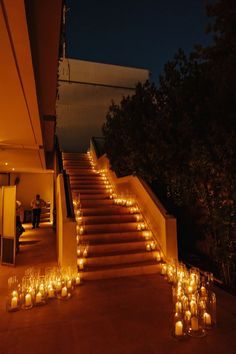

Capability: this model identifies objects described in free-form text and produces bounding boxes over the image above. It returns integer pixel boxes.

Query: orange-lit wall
[9,173,53,220]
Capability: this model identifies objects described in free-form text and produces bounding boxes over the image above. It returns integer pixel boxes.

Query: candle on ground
[175,321,183,336]
[191,316,199,331]
[36,291,42,303]
[25,293,32,307]
[203,312,211,325]
[61,286,67,297]
[11,296,18,309]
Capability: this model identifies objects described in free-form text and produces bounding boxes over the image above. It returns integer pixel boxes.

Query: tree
[103,0,236,289]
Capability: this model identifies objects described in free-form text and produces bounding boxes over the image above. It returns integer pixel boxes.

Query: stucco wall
[10,173,54,219]
[56,58,149,152]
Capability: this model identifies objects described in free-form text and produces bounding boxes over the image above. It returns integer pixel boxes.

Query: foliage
[102,0,236,289]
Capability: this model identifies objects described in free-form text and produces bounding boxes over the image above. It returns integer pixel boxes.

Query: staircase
[62,152,160,280]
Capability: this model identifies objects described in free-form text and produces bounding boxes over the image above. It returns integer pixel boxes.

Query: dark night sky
[65,0,213,82]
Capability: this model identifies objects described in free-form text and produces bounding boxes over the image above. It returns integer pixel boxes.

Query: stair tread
[86,248,156,258]
[80,259,159,272]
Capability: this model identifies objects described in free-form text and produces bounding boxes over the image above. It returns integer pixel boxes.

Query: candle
[201,286,207,297]
[83,249,88,257]
[11,296,18,309]
[175,301,182,313]
[146,243,151,251]
[185,310,191,323]
[48,287,54,298]
[36,291,42,303]
[203,312,211,326]
[156,252,161,262]
[161,264,167,275]
[191,316,199,331]
[187,286,193,295]
[56,281,62,291]
[79,259,84,270]
[67,280,72,288]
[25,293,32,307]
[151,241,156,250]
[175,321,183,336]
[76,276,80,285]
[12,290,18,298]
[190,300,197,314]
[61,286,67,297]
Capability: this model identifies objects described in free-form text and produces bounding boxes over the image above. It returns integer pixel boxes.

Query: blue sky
[66,0,213,82]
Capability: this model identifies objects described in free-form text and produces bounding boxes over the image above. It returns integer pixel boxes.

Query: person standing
[31,194,46,229]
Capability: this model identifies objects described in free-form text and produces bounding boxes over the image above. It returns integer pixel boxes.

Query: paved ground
[0,224,236,354]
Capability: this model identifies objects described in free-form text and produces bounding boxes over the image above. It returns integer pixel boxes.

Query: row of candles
[160,261,216,339]
[7,266,81,312]
[86,152,163,259]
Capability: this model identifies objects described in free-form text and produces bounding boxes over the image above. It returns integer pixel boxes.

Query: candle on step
[36,291,42,303]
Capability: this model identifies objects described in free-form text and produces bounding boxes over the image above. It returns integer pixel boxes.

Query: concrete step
[69,186,108,192]
[80,194,109,200]
[65,168,94,174]
[81,199,115,207]
[83,250,157,267]
[80,230,151,243]
[81,206,131,216]
[68,175,103,180]
[79,261,160,281]
[84,222,139,234]
[83,214,142,225]
[88,240,149,254]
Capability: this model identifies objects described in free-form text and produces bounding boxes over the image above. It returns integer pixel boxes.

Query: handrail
[55,135,63,174]
[63,170,74,219]
[91,137,105,158]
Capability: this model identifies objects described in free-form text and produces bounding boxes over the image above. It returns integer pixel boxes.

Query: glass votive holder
[187,312,206,337]
[7,277,21,312]
[172,312,187,340]
[22,290,34,310]
[6,289,21,312]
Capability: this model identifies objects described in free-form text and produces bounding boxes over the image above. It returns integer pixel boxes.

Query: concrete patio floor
[0,224,236,354]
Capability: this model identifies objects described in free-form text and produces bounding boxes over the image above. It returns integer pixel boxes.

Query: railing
[90,138,178,261]
[91,137,105,158]
[55,135,74,219]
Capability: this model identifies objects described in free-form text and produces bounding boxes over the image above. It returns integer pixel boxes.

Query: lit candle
[79,259,84,270]
[161,264,167,275]
[36,291,42,303]
[11,296,18,309]
[83,249,88,257]
[67,280,72,288]
[201,286,207,297]
[190,300,197,314]
[146,243,151,251]
[175,321,183,336]
[76,276,80,285]
[48,287,54,298]
[187,285,193,295]
[12,290,18,298]
[25,293,32,307]
[175,301,182,313]
[191,316,199,331]
[61,286,67,297]
[56,281,62,291]
[185,310,191,323]
[156,252,161,262]
[150,241,156,250]
[203,312,211,326]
